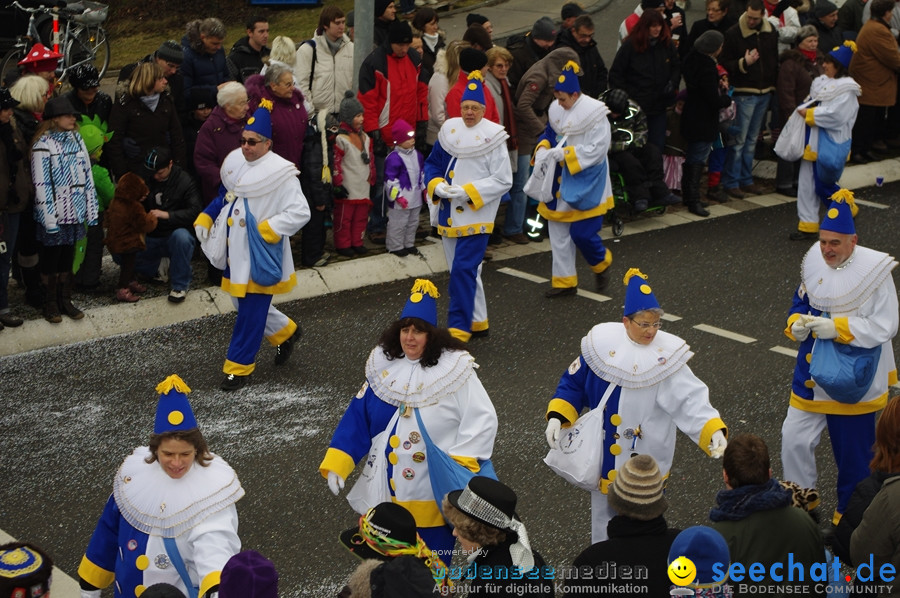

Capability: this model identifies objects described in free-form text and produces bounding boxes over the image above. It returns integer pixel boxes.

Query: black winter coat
[609,37,681,116]
[832,471,900,566]
[683,14,738,57]
[682,50,734,142]
[108,93,186,178]
[554,28,609,99]
[466,539,553,597]
[226,36,270,83]
[143,164,201,238]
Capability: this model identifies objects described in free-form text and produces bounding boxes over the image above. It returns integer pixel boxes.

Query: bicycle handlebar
[8,1,69,14]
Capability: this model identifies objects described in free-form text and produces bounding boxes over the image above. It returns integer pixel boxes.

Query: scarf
[763,0,786,26]
[140,93,161,112]
[800,48,818,62]
[498,77,518,151]
[709,478,793,522]
[424,32,440,53]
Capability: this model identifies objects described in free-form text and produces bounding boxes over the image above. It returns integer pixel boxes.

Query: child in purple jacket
[383,119,424,257]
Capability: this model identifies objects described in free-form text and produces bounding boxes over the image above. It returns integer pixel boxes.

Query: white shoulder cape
[580,322,693,389]
[113,447,244,537]
[809,75,861,103]
[365,347,478,408]
[437,117,509,159]
[219,148,300,199]
[801,245,898,313]
[548,94,610,136]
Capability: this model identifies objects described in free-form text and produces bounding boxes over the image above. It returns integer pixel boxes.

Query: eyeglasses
[628,318,662,330]
[240,137,263,146]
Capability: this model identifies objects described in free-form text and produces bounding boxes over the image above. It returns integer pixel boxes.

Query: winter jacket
[608,98,649,152]
[107,93,186,178]
[507,34,551,97]
[295,33,355,116]
[243,74,307,168]
[427,51,451,145]
[809,17,844,55]
[0,120,33,215]
[193,106,246,205]
[105,193,157,254]
[226,36,269,83]
[31,130,99,232]
[181,39,232,100]
[333,125,375,201]
[849,19,900,107]
[143,164,201,238]
[445,70,500,123]
[720,13,779,94]
[514,47,580,155]
[373,18,391,50]
[465,539,552,597]
[838,0,865,35]
[666,5,689,52]
[419,34,445,85]
[776,49,823,126]
[358,45,428,144]
[763,0,802,53]
[683,50,737,142]
[63,89,112,124]
[554,28,609,99]
[683,14,739,58]
[833,472,899,566]
[609,37,681,116]
[117,54,186,119]
[850,476,900,597]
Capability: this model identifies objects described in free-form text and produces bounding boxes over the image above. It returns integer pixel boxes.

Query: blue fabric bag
[816,129,850,186]
[243,198,283,287]
[560,161,606,211]
[810,338,881,404]
[413,408,497,513]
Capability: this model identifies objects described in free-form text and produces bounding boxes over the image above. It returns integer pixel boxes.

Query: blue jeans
[685,140,713,166]
[723,93,771,189]
[135,228,196,291]
[503,153,531,235]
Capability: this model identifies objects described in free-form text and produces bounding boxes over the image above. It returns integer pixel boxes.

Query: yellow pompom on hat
[820,189,856,235]
[555,60,582,94]
[153,374,198,434]
[623,268,660,316]
[399,279,440,326]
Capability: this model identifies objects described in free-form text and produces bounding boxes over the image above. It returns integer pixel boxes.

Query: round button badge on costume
[402,468,415,480]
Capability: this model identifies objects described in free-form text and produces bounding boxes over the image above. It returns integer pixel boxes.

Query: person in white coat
[545,268,728,543]
[193,100,311,391]
[782,196,898,524]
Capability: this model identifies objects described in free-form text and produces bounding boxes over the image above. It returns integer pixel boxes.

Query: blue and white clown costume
[546,269,727,543]
[782,196,898,523]
[534,61,615,293]
[78,376,243,598]
[424,71,512,342]
[194,101,311,379]
[320,280,498,564]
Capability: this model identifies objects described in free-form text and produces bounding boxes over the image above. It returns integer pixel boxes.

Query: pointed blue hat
[555,60,582,94]
[245,98,273,139]
[154,374,198,434]
[400,279,439,326]
[623,268,660,316]
[461,70,486,106]
[820,189,856,235]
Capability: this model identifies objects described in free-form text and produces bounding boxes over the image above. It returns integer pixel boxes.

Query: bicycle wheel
[0,47,26,87]
[64,25,110,78]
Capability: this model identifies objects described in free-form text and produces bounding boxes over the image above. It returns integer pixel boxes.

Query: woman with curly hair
[182,17,230,100]
[320,279,498,566]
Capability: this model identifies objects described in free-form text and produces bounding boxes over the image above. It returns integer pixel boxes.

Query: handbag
[523,135,567,203]
[202,205,230,270]
[816,129,851,185]
[346,411,400,514]
[243,198,283,287]
[544,382,615,491]
[810,337,881,404]
[774,109,807,162]
[560,161,606,211]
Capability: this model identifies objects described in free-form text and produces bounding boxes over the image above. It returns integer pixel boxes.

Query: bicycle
[0,0,110,87]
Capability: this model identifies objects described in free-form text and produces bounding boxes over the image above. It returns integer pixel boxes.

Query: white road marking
[770,346,799,358]
[497,267,548,284]
[693,324,757,344]
[662,313,682,322]
[576,289,612,302]
[853,199,889,209]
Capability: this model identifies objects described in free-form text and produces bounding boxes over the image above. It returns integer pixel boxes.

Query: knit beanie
[668,526,731,586]
[155,40,183,65]
[604,88,630,115]
[391,118,415,146]
[562,3,587,19]
[467,13,489,27]
[375,0,393,18]
[694,30,724,54]
[388,20,413,45]
[814,0,838,17]
[459,47,488,73]
[607,454,668,520]
[219,551,278,598]
[462,24,492,50]
[532,17,558,42]
[339,90,364,126]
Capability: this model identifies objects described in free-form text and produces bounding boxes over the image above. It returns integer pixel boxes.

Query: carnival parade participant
[78,375,243,598]
[545,268,728,543]
[193,100,311,391]
[424,71,512,342]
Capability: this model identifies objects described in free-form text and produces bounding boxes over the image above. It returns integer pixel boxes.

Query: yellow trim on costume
[78,556,114,589]
[221,272,297,297]
[427,178,446,202]
[319,447,356,479]
[199,571,221,598]
[833,317,854,344]
[551,275,577,289]
[462,183,484,209]
[397,499,446,527]
[538,195,615,221]
[590,250,613,274]
[449,327,472,342]
[471,320,489,332]
[563,146,582,174]
[266,319,297,346]
[194,212,213,230]
[832,510,842,526]
[258,220,279,244]
[803,145,817,161]
[785,313,803,340]
[806,495,821,511]
[224,359,255,376]
[890,369,898,386]
[805,108,816,127]
[547,398,579,426]
[798,221,819,233]
[532,140,552,165]
[698,418,727,457]
[790,391,887,415]
[437,222,494,237]
[451,455,480,472]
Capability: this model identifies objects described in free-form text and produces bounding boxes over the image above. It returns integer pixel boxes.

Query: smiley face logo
[668,556,697,586]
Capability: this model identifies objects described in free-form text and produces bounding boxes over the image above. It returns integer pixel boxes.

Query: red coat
[444,71,501,124]
[358,47,428,141]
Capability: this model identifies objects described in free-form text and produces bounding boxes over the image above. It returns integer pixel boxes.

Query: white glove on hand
[807,316,838,340]
[447,185,469,201]
[434,182,453,198]
[327,471,345,496]
[710,430,727,458]
[545,418,561,449]
[546,147,565,163]
[790,318,810,342]
[194,225,209,242]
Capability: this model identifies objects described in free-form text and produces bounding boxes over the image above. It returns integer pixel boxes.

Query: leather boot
[20,263,45,309]
[41,274,61,323]
[57,272,84,320]
[683,164,710,217]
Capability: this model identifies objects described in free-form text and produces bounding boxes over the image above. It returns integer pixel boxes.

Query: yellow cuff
[320,447,356,480]
[803,145,818,161]
[805,107,816,127]
[78,556,114,589]
[223,359,255,376]
[463,183,483,209]
[199,571,221,598]
[785,313,803,340]
[258,220,279,243]
[547,398,579,426]
[699,418,728,457]
[449,327,472,342]
[451,455,480,472]
[563,146,582,174]
[427,178,446,202]
[798,221,819,233]
[590,249,613,274]
[194,212,213,230]
[833,317,854,344]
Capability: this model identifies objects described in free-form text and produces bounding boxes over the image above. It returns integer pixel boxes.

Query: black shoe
[656,193,681,206]
[367,232,387,245]
[390,248,409,257]
[221,373,249,391]
[336,248,355,257]
[353,246,369,255]
[488,231,504,246]
[596,270,611,292]
[633,199,649,212]
[545,287,577,298]
[776,186,798,198]
[851,152,871,165]
[707,186,729,203]
[406,246,420,255]
[470,329,490,339]
[0,313,23,327]
[789,230,818,241]
[275,326,302,366]
[688,203,710,217]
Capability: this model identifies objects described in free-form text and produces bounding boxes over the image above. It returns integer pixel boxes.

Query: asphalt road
[3,181,899,596]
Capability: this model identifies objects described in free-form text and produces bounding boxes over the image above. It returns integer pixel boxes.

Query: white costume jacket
[320,348,498,527]
[802,76,860,161]
[78,448,244,598]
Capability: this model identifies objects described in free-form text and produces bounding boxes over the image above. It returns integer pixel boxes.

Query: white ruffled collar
[437,117,508,158]
[580,322,693,389]
[113,447,244,538]
[365,346,477,408]
[801,245,897,313]
[809,75,860,102]
[548,94,609,136]
[219,148,300,198]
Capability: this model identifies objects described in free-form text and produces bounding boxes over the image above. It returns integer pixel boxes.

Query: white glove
[434,182,453,198]
[790,318,810,342]
[710,430,727,458]
[545,418,561,449]
[327,471,345,495]
[194,225,209,242]
[546,147,565,163]
[447,185,469,201]
[807,316,838,340]
[81,590,101,598]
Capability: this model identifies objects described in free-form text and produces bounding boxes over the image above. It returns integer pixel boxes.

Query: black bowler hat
[339,502,418,561]
[447,476,517,531]
[43,96,80,119]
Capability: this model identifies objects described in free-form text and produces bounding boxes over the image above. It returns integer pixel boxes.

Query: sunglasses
[240,137,264,146]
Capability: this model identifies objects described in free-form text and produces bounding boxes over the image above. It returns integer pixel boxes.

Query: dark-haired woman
[79,375,243,598]
[610,10,681,153]
[320,279,498,567]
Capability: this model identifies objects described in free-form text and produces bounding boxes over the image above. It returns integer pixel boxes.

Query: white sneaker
[168,289,187,303]
[157,257,170,283]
